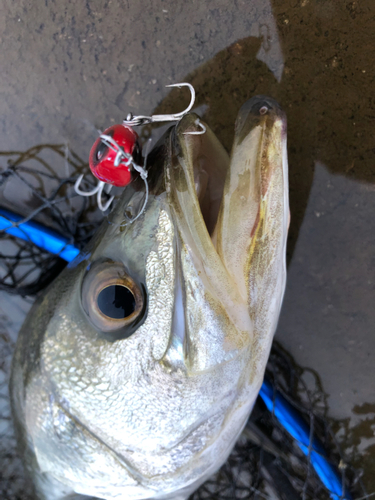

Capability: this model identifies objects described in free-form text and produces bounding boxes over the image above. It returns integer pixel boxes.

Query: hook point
[183,118,206,136]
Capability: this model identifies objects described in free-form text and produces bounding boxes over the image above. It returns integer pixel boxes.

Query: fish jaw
[162,99,288,377]
[9,98,289,500]
[160,116,254,373]
[215,95,289,385]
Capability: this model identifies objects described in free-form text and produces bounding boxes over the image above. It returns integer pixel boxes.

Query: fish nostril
[246,95,282,116]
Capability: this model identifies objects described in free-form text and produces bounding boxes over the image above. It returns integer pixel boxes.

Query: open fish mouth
[167,95,287,243]
[156,95,289,374]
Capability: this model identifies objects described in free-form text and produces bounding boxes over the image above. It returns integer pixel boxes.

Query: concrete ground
[1,0,375,493]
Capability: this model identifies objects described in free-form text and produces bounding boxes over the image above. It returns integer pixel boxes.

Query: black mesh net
[0,145,368,500]
[0,145,109,296]
[191,343,366,500]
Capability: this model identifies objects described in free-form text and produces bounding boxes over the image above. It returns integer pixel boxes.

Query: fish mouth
[169,95,287,247]
[153,95,288,375]
[172,115,230,238]
[167,95,287,325]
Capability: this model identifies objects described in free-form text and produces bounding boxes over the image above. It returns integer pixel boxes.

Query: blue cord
[0,207,352,499]
[259,379,351,500]
[0,208,80,262]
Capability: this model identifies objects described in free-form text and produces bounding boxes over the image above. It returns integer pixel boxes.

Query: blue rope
[259,379,351,499]
[0,208,80,262]
[0,207,352,499]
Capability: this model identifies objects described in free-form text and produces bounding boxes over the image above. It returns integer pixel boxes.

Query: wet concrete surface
[1,0,375,495]
[0,1,281,157]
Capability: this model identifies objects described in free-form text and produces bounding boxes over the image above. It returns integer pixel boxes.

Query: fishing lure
[74,82,205,216]
[89,124,141,188]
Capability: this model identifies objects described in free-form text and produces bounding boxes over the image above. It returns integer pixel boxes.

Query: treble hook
[74,82,204,214]
[123,83,196,127]
[74,175,114,212]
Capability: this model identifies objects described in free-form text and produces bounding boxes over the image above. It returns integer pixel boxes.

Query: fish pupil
[97,285,135,319]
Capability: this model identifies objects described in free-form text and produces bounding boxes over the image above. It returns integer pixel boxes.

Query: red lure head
[89,124,141,187]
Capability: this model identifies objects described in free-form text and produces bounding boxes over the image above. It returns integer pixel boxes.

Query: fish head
[10,96,288,500]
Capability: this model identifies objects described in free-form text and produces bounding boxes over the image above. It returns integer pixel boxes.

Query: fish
[9,95,289,500]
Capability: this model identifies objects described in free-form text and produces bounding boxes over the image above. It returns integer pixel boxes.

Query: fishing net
[0,145,110,296]
[0,145,368,499]
[192,343,366,500]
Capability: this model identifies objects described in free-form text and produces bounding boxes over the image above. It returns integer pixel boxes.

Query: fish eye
[81,260,146,338]
[259,106,268,115]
